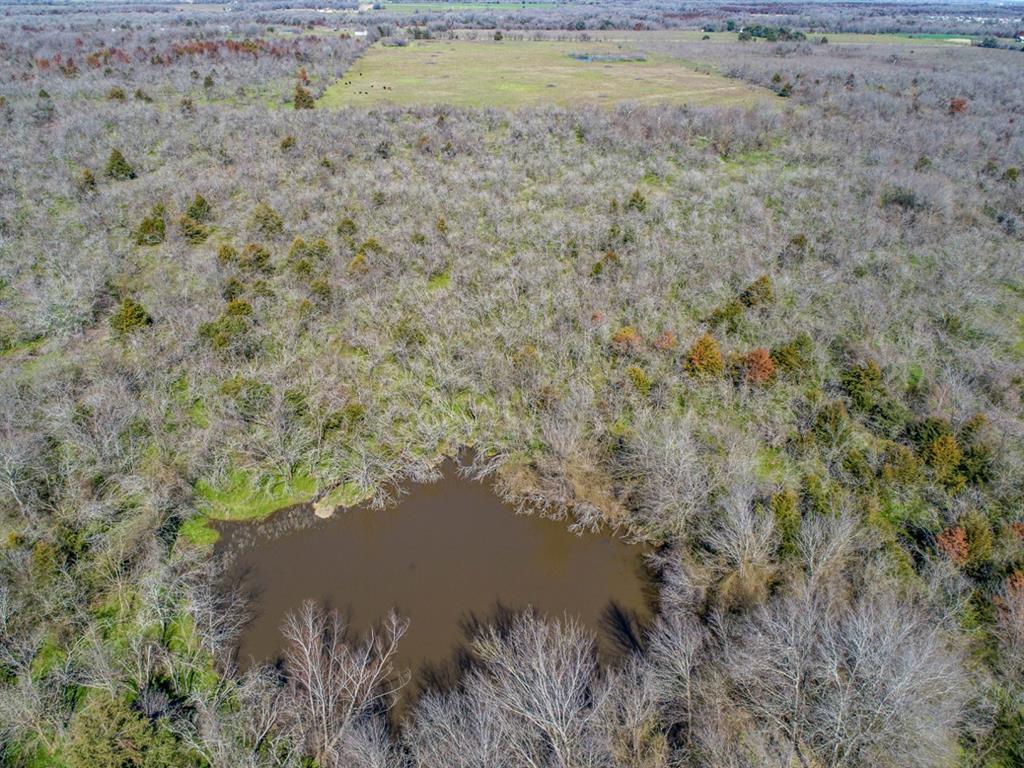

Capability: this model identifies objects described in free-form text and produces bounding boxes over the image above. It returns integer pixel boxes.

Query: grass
[195,468,318,521]
[571,30,978,46]
[182,467,318,545]
[318,38,773,109]
[818,32,975,45]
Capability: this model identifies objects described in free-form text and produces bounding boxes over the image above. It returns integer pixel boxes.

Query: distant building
[1016,30,1024,42]
[354,29,368,38]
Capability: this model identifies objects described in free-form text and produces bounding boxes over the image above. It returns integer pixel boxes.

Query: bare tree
[591,657,669,768]
[282,600,408,765]
[717,580,971,768]
[406,685,515,768]
[646,611,709,747]
[619,413,714,536]
[181,666,300,768]
[470,611,604,768]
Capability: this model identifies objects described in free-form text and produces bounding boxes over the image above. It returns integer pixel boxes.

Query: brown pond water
[218,460,653,694]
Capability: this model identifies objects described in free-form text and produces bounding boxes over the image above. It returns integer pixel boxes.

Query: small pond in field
[218,457,653,693]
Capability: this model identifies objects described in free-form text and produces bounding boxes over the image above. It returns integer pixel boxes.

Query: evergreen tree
[104,148,136,180]
[294,83,315,110]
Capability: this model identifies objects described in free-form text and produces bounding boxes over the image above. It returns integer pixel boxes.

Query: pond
[218,458,653,696]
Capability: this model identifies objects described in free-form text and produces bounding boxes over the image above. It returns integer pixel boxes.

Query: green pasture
[318,38,773,109]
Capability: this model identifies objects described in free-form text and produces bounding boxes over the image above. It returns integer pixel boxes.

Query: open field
[318,38,774,108]
[539,29,979,46]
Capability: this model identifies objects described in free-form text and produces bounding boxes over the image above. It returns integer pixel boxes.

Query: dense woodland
[6,0,1024,36]
[1,1,1023,767]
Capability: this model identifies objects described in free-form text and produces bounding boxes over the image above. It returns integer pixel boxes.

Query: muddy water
[219,460,652,689]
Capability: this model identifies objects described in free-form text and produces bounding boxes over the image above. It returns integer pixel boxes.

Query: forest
[1,0,1023,766]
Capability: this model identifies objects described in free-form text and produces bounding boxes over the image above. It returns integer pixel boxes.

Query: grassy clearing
[182,468,318,545]
[584,30,977,46]
[318,38,773,109]
[819,32,975,45]
[195,468,317,521]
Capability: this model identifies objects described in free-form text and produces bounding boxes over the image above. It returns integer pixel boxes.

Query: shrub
[179,215,208,245]
[686,333,724,377]
[337,216,358,239]
[1007,570,1024,598]
[626,189,647,212]
[110,298,152,336]
[926,434,964,491]
[937,526,968,565]
[907,417,953,451]
[287,236,329,275]
[217,243,239,266]
[739,274,774,307]
[961,443,994,486]
[612,325,643,353]
[104,149,136,180]
[771,333,813,375]
[591,249,619,278]
[744,347,775,385]
[959,413,988,444]
[348,251,368,273]
[708,299,743,333]
[221,277,244,301]
[67,691,187,768]
[294,83,315,110]
[866,397,910,439]
[841,360,883,410]
[880,441,921,484]
[812,401,850,445]
[948,97,968,115]
[652,330,677,351]
[281,135,296,151]
[842,447,872,481]
[106,86,125,101]
[225,299,252,317]
[880,185,921,211]
[238,243,272,274]
[250,202,283,237]
[134,88,152,102]
[627,365,652,395]
[310,278,332,302]
[134,203,166,246]
[185,194,212,222]
[781,233,810,264]
[770,489,800,556]
[199,311,249,351]
[78,168,96,193]
[961,510,994,567]
[493,30,503,41]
